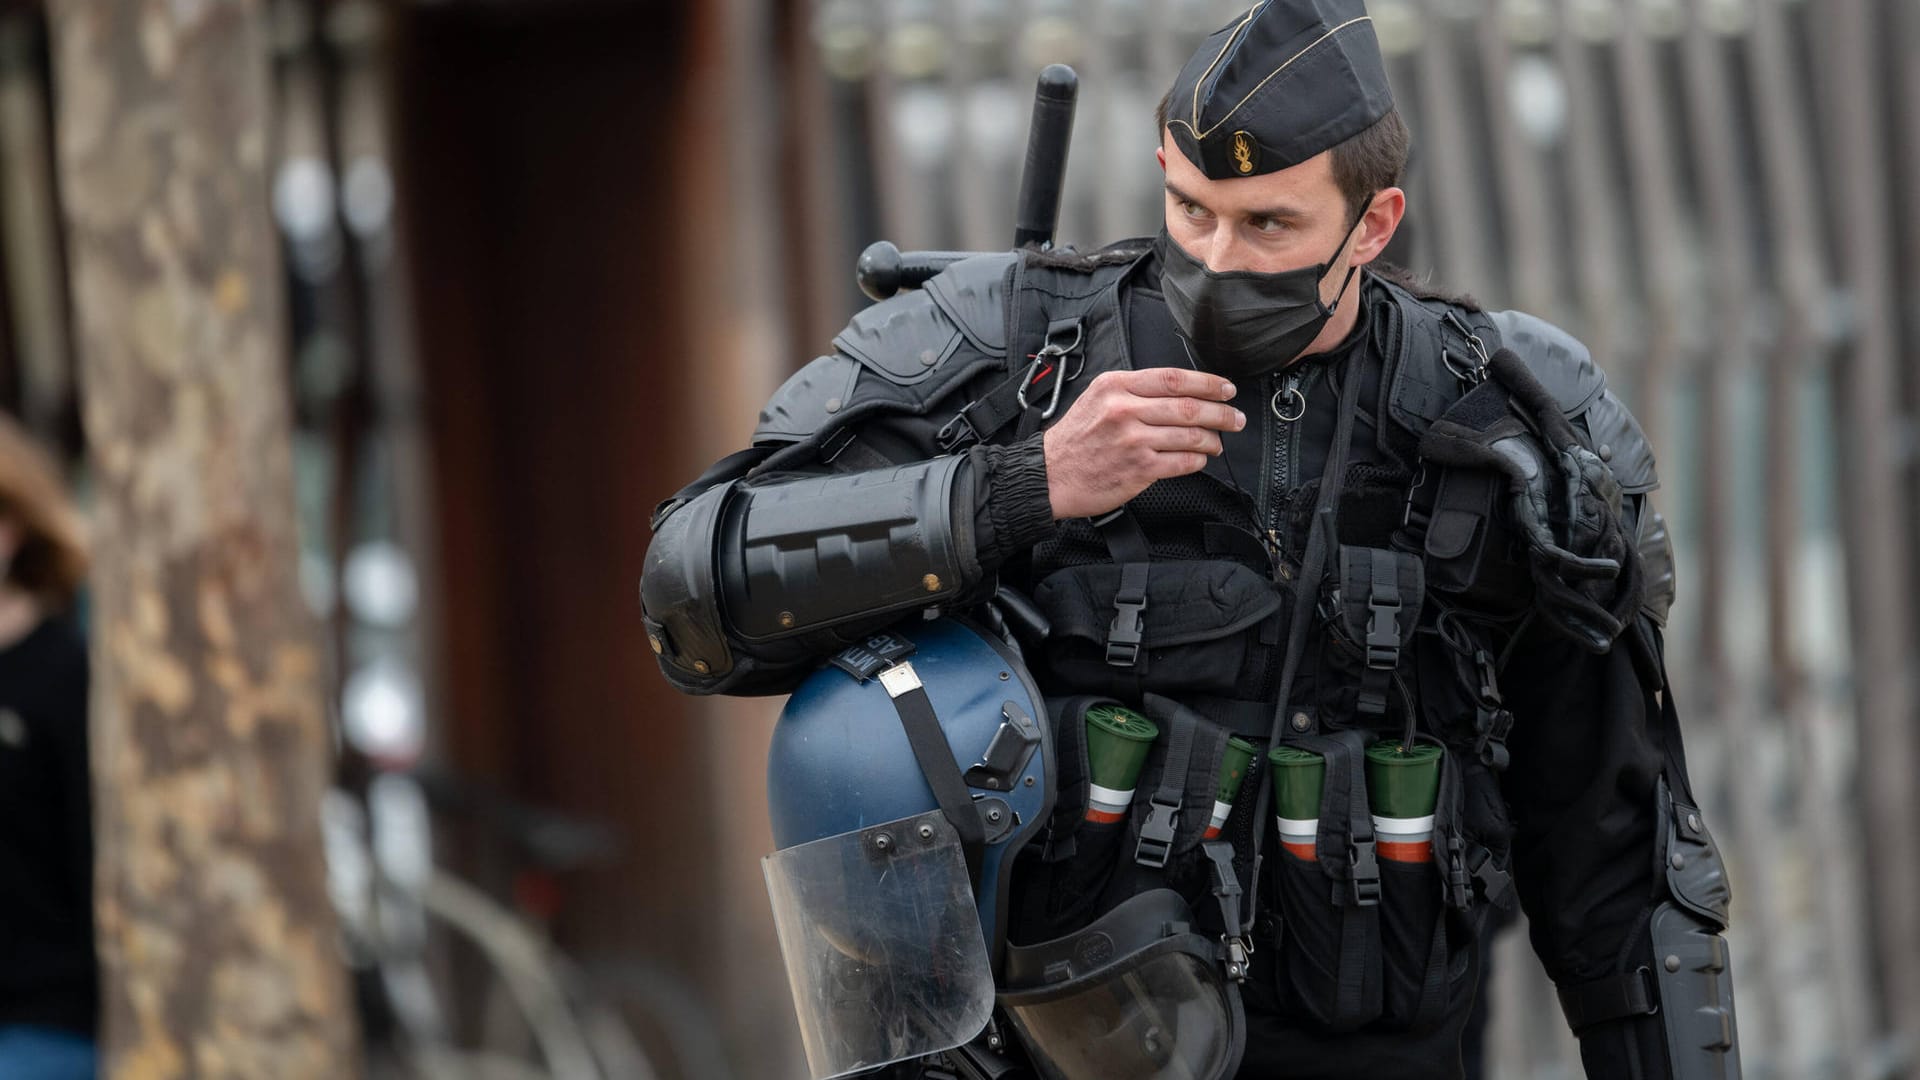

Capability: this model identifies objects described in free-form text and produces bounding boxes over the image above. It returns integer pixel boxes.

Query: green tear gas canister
[1365,742,1443,863]
[1268,745,1325,861]
[1204,737,1259,839]
[1083,705,1158,824]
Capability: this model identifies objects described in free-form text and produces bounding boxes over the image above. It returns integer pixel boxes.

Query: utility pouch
[1332,546,1425,721]
[1268,733,1494,1038]
[1377,743,1480,1035]
[1409,464,1531,618]
[1084,696,1233,901]
[1032,559,1281,699]
[1269,730,1383,1032]
[1025,695,1129,937]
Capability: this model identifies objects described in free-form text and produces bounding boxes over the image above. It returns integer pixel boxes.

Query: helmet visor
[762,809,995,1080]
[1000,917,1242,1080]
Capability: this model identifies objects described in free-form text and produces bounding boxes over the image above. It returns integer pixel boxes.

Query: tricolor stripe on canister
[1087,782,1135,824]
[1204,737,1260,839]
[1269,745,1325,862]
[1364,742,1443,864]
[1372,813,1434,863]
[1083,705,1159,825]
[1277,816,1319,861]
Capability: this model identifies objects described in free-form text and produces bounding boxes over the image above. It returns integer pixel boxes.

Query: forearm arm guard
[641,456,972,684]
[1556,778,1742,1079]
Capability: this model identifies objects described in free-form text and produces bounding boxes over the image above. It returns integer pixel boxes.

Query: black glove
[1417,350,1639,652]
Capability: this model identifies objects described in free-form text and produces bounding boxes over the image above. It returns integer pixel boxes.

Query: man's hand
[1041,368,1244,519]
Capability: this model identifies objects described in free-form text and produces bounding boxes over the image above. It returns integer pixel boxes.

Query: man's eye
[1250,217,1286,234]
[1179,200,1210,220]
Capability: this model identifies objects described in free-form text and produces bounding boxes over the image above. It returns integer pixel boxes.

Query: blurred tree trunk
[48,2,358,1077]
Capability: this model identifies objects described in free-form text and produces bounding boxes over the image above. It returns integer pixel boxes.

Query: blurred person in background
[0,413,95,1080]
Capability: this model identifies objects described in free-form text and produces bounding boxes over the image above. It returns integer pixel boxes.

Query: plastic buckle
[1135,797,1179,869]
[1365,586,1401,669]
[1473,706,1514,771]
[1106,596,1146,666]
[1446,835,1472,909]
[1466,844,1512,905]
[1348,836,1381,907]
[1473,648,1503,706]
[935,406,980,452]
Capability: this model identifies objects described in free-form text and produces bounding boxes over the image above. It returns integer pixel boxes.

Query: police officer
[640,2,1740,1077]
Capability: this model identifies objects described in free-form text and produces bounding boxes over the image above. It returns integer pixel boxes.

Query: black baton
[1013,64,1078,251]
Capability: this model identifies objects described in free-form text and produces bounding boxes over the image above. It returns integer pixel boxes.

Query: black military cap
[1165,0,1394,180]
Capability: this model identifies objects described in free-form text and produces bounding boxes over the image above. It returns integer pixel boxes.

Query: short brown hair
[1156,92,1410,223]
[0,414,87,610]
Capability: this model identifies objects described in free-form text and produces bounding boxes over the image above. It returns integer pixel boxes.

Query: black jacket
[0,614,97,1037]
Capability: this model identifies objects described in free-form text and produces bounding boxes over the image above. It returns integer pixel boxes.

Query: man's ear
[1156,145,1167,171]
[1352,186,1406,266]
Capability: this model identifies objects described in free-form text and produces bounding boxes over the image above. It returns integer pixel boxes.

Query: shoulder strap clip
[1017,318,1085,420]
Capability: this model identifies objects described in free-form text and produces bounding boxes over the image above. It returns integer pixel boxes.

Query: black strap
[1354,547,1404,718]
[1245,360,1366,930]
[877,662,987,884]
[1096,509,1153,667]
[1202,840,1251,980]
[936,317,1085,452]
[1557,967,1659,1033]
[936,366,1029,452]
[1136,702,1195,869]
[650,444,772,527]
[1291,729,1381,1029]
[818,427,896,471]
[1412,909,1451,1030]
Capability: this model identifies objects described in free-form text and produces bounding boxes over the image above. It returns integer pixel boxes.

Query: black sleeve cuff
[971,433,1057,568]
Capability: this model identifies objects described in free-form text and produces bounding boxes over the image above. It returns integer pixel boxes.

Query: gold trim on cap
[1169,14,1378,145]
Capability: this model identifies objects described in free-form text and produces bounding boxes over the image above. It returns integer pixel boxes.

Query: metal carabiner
[1441,312,1490,386]
[1016,320,1085,420]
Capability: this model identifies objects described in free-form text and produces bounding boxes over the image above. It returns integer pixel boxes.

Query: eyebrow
[1164,180,1310,223]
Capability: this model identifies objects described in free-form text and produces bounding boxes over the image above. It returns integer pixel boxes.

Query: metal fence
[807,0,1920,1075]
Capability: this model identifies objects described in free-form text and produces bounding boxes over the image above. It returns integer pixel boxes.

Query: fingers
[1149,451,1211,478]
[1532,544,1622,580]
[1131,396,1246,432]
[1121,367,1238,401]
[1140,424,1226,456]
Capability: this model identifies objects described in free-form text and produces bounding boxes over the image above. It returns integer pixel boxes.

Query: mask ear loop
[1319,192,1377,317]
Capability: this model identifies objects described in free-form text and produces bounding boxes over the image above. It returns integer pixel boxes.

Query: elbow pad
[641,456,972,683]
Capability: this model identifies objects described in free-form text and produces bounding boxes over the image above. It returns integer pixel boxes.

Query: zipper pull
[1271,370,1307,422]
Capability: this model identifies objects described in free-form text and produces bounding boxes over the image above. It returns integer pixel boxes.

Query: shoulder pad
[831,253,1014,385]
[1490,309,1658,494]
[1581,389,1659,494]
[925,252,1015,356]
[1487,310,1606,416]
[753,354,862,445]
[1635,498,1675,626]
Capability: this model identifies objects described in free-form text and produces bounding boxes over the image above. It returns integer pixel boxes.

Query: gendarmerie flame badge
[1231,131,1257,174]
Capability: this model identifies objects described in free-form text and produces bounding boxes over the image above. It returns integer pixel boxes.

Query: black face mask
[1157,203,1370,381]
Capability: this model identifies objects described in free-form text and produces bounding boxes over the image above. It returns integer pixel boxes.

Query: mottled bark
[48,1,358,1077]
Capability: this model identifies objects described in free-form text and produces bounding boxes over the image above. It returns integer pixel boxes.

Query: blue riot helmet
[763,617,1052,1080]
